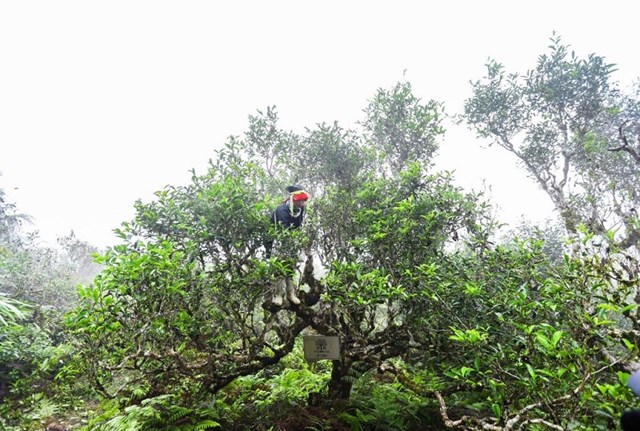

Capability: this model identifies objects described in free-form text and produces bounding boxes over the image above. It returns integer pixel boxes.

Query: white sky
[1,1,638,248]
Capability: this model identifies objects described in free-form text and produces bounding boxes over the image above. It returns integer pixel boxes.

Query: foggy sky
[1,1,638,248]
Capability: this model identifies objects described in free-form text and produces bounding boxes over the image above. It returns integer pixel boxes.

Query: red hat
[291,190,309,202]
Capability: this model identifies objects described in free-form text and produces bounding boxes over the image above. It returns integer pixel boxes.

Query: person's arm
[274,204,293,228]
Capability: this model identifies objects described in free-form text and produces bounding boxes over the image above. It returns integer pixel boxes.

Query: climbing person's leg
[272,278,286,306]
[285,277,300,305]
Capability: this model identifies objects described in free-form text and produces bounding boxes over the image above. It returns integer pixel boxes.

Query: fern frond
[166,406,190,425]
[193,420,221,431]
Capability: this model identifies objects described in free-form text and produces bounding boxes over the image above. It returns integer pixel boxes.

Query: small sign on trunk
[302,335,341,361]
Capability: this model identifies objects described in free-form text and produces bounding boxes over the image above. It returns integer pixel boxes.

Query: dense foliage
[0,186,102,429]
[2,36,640,430]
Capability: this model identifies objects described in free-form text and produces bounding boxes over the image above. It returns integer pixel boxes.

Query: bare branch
[435,390,502,430]
[517,418,563,430]
[609,121,640,163]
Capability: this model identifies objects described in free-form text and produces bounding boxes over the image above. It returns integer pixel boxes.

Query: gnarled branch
[609,121,640,163]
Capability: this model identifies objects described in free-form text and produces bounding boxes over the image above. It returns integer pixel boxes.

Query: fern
[338,409,375,431]
[165,406,190,426]
[346,370,428,431]
[90,395,221,431]
[191,420,221,431]
[343,366,363,386]
[29,395,61,421]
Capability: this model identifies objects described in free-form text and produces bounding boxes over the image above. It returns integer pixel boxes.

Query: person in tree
[273,185,309,228]
[267,185,310,306]
[622,371,640,430]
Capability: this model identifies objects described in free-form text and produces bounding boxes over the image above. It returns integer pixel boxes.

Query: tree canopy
[2,37,640,431]
[61,73,640,430]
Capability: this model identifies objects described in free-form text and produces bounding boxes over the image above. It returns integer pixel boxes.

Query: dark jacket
[264,202,305,258]
[273,202,305,229]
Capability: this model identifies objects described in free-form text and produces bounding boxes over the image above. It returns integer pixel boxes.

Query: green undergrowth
[63,342,447,431]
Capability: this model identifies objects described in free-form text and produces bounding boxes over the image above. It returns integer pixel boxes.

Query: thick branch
[609,121,640,163]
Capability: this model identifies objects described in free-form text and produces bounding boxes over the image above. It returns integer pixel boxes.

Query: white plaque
[303,335,341,361]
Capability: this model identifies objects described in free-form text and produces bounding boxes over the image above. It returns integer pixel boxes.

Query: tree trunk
[328,357,353,400]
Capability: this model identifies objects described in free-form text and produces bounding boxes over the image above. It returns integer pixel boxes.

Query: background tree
[461,35,640,428]
[0,184,102,429]
[0,193,29,240]
[363,81,444,176]
[463,34,640,252]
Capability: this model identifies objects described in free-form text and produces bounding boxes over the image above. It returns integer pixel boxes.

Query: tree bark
[328,357,353,400]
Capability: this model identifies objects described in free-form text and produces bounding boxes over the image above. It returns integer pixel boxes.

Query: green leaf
[623,338,635,351]
[535,333,552,351]
[491,403,502,419]
[460,366,474,378]
[551,330,563,348]
[526,363,537,381]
